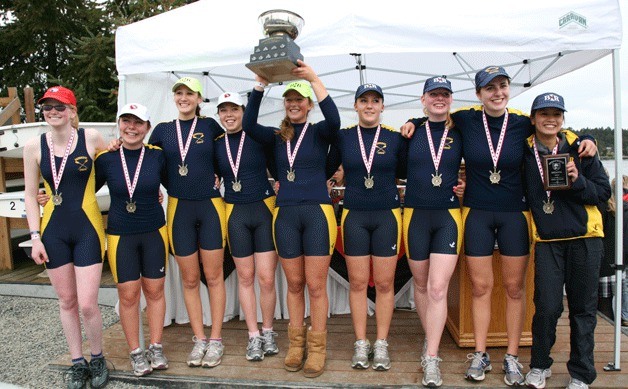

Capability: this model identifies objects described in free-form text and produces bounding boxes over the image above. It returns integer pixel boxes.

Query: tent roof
[115,0,622,125]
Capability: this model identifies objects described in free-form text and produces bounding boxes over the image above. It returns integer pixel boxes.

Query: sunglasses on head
[41,104,68,112]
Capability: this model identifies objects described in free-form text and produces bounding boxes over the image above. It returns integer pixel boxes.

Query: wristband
[31,234,41,240]
[30,230,40,236]
[254,81,266,90]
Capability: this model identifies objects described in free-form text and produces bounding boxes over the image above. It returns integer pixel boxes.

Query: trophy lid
[258,9,304,39]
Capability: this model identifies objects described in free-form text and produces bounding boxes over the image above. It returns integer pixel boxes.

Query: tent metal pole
[605,48,623,372]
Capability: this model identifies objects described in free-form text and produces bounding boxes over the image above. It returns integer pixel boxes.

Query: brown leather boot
[303,327,327,378]
[284,324,307,372]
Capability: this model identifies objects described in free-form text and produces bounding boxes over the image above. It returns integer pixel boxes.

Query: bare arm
[23,138,48,264]
[292,60,329,102]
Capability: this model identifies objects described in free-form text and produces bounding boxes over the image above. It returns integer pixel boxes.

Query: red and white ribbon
[120,146,145,200]
[286,123,309,172]
[176,116,198,166]
[425,121,450,174]
[357,124,381,177]
[225,131,246,181]
[532,136,560,200]
[482,109,508,172]
[47,129,76,194]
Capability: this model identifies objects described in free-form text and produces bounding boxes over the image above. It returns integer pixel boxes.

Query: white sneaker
[566,377,589,389]
[525,367,552,389]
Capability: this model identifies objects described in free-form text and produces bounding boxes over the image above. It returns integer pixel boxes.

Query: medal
[357,124,381,190]
[425,121,449,188]
[52,193,63,206]
[482,109,508,185]
[489,168,501,184]
[126,201,137,213]
[533,136,560,217]
[225,131,246,192]
[47,129,76,207]
[176,116,197,178]
[120,146,145,214]
[431,173,442,187]
[286,123,309,183]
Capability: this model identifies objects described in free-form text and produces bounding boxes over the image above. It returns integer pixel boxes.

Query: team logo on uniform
[50,87,59,93]
[74,156,89,171]
[444,136,454,150]
[193,133,204,144]
[129,104,137,110]
[544,94,560,102]
[376,141,387,154]
[432,77,447,83]
[484,66,501,74]
[223,93,231,98]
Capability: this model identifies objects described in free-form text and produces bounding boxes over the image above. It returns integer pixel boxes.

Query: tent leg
[607,48,623,372]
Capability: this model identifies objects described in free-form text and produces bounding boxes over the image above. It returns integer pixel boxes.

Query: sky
[509,8,627,131]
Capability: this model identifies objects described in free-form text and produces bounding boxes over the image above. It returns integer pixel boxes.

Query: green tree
[1,0,194,122]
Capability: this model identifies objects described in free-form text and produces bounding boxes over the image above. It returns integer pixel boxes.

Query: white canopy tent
[115,0,624,369]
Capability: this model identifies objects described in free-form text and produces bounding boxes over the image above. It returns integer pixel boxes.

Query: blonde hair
[69,105,79,129]
[608,175,628,215]
[422,107,455,130]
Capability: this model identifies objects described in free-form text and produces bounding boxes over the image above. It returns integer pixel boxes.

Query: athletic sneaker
[246,336,264,361]
[88,357,109,388]
[202,339,224,368]
[464,351,492,381]
[187,336,208,367]
[130,348,152,377]
[261,329,279,355]
[147,343,169,370]
[503,354,525,386]
[421,355,443,387]
[567,377,589,389]
[64,362,90,389]
[351,339,372,369]
[372,339,391,371]
[525,367,552,389]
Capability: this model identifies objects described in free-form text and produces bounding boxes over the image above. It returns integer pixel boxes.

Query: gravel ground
[0,295,159,389]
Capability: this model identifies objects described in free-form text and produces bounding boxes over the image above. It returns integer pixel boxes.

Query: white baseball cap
[117,103,150,121]
[217,92,245,109]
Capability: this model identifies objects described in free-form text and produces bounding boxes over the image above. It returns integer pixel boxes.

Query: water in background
[601,159,628,181]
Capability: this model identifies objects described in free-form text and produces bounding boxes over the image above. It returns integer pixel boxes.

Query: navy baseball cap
[423,76,453,94]
[475,66,510,88]
[531,92,567,112]
[355,83,384,100]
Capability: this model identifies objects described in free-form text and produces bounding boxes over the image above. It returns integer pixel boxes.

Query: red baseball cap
[38,86,77,106]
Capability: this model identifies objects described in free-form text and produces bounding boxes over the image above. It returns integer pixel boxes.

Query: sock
[209,338,222,343]
[72,357,86,365]
[90,352,103,360]
[248,331,260,339]
[262,327,273,333]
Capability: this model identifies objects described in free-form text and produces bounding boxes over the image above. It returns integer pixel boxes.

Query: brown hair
[275,96,313,142]
[69,105,79,129]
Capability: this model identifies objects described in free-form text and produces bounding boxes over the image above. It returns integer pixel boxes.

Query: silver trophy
[246,10,305,83]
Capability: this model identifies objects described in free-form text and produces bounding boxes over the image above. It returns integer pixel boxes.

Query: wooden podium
[446,249,535,347]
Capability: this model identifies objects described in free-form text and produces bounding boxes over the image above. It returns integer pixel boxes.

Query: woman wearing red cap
[243,61,341,378]
[402,67,597,386]
[23,86,110,389]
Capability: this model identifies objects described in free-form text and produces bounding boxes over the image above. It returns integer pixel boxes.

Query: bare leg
[48,263,83,359]
[372,255,398,340]
[345,255,370,340]
[501,254,529,356]
[281,256,306,327]
[466,255,494,352]
[304,255,331,332]
[117,280,142,350]
[255,251,278,329]
[234,255,259,333]
[143,277,166,344]
[175,252,206,339]
[200,248,226,339]
[74,263,104,356]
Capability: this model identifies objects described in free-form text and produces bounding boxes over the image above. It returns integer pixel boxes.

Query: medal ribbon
[225,131,246,181]
[532,136,560,200]
[357,124,381,177]
[119,146,145,200]
[425,121,450,174]
[47,129,76,194]
[286,122,309,172]
[176,116,198,166]
[481,109,508,172]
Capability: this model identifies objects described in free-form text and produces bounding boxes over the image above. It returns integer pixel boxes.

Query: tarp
[115,0,622,127]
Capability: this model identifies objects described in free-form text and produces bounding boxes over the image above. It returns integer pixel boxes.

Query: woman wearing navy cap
[243,60,341,378]
[212,92,280,362]
[403,77,464,387]
[402,67,597,386]
[95,103,169,377]
[23,86,110,389]
[522,93,609,389]
[330,83,407,371]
